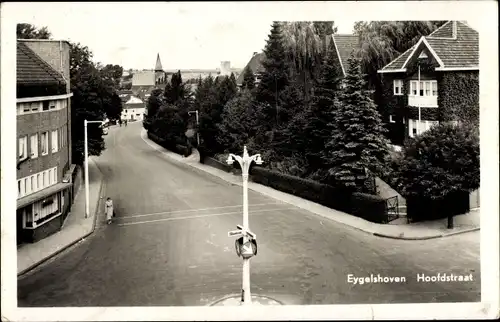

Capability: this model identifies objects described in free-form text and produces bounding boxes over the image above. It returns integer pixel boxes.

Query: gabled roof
[17,42,65,86]
[125,96,144,105]
[378,21,479,73]
[331,34,361,76]
[236,52,266,85]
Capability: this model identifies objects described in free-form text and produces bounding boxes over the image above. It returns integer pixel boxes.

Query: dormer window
[393,80,403,95]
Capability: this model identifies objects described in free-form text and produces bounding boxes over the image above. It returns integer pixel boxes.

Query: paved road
[18,122,481,306]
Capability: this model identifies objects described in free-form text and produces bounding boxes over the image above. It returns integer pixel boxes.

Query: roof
[132,71,155,86]
[331,34,361,76]
[379,21,478,73]
[155,53,163,71]
[17,42,65,86]
[236,52,266,85]
[125,96,144,104]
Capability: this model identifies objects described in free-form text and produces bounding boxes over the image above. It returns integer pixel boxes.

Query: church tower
[154,53,165,85]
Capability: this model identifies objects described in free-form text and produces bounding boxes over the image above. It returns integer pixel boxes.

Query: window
[37,174,41,189]
[53,168,57,183]
[425,82,431,96]
[410,81,417,96]
[24,178,29,194]
[389,115,396,123]
[18,180,21,198]
[18,136,28,159]
[419,81,424,96]
[43,101,50,111]
[49,101,56,109]
[432,81,438,96]
[393,80,403,95]
[48,170,52,185]
[31,102,39,111]
[43,172,46,187]
[23,104,30,113]
[411,119,417,136]
[51,130,58,153]
[30,134,38,158]
[31,176,35,192]
[41,132,49,155]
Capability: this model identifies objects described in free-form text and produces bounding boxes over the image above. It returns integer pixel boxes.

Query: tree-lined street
[18,123,480,306]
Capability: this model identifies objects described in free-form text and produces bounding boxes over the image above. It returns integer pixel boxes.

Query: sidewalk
[141,129,480,241]
[17,157,104,276]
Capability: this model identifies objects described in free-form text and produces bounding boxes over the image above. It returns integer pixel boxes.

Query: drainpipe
[417,64,421,136]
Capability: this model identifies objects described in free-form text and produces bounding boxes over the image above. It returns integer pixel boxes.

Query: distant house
[122,96,146,122]
[326,34,361,81]
[377,21,479,145]
[236,52,266,87]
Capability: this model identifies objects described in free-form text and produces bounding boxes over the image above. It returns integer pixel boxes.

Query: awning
[17,182,72,209]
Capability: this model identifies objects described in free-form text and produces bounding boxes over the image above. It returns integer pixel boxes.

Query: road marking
[116,207,295,227]
[119,202,284,219]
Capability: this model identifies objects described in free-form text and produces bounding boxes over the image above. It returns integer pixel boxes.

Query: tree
[146,88,164,119]
[100,64,124,89]
[393,123,479,226]
[198,75,224,155]
[217,91,262,153]
[17,23,51,39]
[255,22,289,114]
[69,42,116,165]
[394,124,479,199]
[302,44,343,180]
[323,55,390,191]
[241,66,255,90]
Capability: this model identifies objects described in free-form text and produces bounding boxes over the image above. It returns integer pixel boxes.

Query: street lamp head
[226,155,234,165]
[255,155,263,165]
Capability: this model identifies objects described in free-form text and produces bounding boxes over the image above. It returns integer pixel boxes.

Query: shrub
[393,123,479,221]
[350,192,387,223]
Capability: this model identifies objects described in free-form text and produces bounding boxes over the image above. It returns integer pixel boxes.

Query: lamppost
[84,119,105,218]
[226,146,263,305]
[188,110,200,146]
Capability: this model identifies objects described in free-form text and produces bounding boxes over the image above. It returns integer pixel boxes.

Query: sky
[6,2,486,71]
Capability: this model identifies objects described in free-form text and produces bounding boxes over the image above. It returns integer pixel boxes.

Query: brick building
[16,40,77,244]
[377,21,479,144]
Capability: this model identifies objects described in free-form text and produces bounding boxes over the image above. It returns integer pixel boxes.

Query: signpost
[226,146,263,306]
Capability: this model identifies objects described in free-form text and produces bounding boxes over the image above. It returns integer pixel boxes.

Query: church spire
[155,53,163,72]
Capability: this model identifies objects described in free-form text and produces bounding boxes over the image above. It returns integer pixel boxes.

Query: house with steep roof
[327,34,361,79]
[236,52,266,87]
[16,40,75,244]
[377,21,479,145]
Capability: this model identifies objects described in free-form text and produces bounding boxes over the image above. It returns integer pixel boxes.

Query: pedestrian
[105,197,114,224]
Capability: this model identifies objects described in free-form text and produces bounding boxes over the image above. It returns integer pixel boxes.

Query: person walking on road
[105,197,114,224]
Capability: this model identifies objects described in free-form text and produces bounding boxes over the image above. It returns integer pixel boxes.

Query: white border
[2,1,499,321]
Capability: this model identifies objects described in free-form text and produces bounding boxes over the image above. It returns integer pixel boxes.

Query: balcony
[408,95,438,108]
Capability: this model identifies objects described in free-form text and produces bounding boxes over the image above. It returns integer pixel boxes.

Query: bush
[204,157,233,173]
[147,131,191,157]
[350,192,388,223]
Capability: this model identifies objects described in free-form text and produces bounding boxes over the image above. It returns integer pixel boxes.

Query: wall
[437,71,479,125]
[17,104,70,181]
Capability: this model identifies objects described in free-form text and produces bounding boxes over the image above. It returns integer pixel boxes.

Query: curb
[373,227,480,240]
[141,130,480,242]
[207,293,284,306]
[17,160,104,277]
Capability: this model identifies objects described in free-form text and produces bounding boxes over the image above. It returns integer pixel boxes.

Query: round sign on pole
[185,129,195,138]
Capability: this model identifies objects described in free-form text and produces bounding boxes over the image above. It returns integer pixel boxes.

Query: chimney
[452,21,457,39]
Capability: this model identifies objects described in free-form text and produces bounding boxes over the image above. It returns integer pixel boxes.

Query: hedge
[147,131,192,157]
[406,191,470,222]
[203,157,233,173]
[250,166,388,224]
